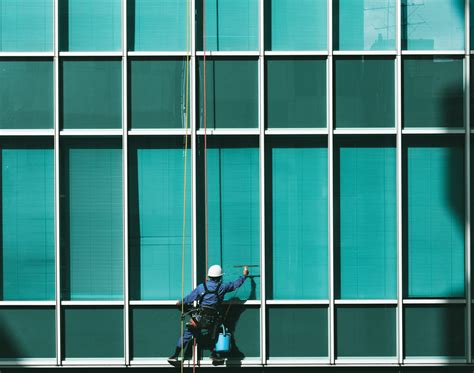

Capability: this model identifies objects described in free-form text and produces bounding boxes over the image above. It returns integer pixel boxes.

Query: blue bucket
[215,325,231,353]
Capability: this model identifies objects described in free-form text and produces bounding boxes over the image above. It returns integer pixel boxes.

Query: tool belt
[189,306,220,330]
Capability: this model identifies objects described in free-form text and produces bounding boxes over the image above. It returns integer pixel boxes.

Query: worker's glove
[176,300,182,310]
[243,266,249,277]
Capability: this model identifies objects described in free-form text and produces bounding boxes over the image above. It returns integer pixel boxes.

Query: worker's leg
[168,326,195,363]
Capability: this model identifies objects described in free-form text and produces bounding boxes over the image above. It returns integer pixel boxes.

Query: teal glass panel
[402,0,464,50]
[0,308,55,359]
[128,0,187,51]
[336,306,396,357]
[0,0,52,52]
[405,137,464,298]
[334,57,395,128]
[0,59,53,129]
[129,58,188,129]
[266,58,326,129]
[2,140,54,300]
[196,0,258,51]
[61,139,123,300]
[264,0,327,51]
[403,57,464,128]
[268,138,328,299]
[59,0,121,51]
[61,59,122,129]
[197,58,258,129]
[129,137,192,300]
[335,138,397,300]
[64,307,123,358]
[268,307,328,358]
[334,0,395,50]
[471,1,474,50]
[405,305,465,357]
[198,137,260,300]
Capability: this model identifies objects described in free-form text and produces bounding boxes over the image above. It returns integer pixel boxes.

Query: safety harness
[187,282,222,330]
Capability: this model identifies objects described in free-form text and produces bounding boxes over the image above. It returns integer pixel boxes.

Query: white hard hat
[208,264,224,278]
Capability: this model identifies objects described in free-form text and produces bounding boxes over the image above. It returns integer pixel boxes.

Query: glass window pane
[196,0,258,51]
[266,58,326,129]
[198,137,260,300]
[59,0,122,51]
[129,59,188,129]
[404,305,465,358]
[197,58,258,129]
[2,139,55,300]
[61,59,122,130]
[335,57,395,128]
[403,57,464,129]
[128,0,187,51]
[0,59,53,130]
[336,306,396,357]
[335,137,397,300]
[264,0,327,51]
[0,0,53,52]
[268,306,328,358]
[63,307,123,358]
[0,308,55,359]
[334,0,395,51]
[129,137,192,300]
[61,139,123,300]
[405,136,464,298]
[268,138,328,299]
[402,0,464,50]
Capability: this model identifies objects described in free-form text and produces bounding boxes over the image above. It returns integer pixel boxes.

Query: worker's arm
[222,266,249,293]
[177,285,202,307]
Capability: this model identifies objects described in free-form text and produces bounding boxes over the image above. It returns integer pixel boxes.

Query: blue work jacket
[183,276,247,307]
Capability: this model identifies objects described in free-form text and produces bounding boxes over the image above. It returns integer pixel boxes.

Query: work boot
[210,351,224,365]
[167,347,182,366]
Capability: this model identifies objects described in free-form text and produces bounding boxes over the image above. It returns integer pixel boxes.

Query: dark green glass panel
[471,1,474,50]
[0,59,53,129]
[128,0,187,51]
[0,308,55,359]
[403,57,463,128]
[266,58,326,129]
[335,57,395,128]
[404,137,464,298]
[335,138,397,299]
[129,59,188,129]
[264,0,327,51]
[197,58,258,129]
[61,139,123,300]
[2,140,54,300]
[402,0,464,50]
[404,305,465,357]
[61,59,122,129]
[268,138,328,299]
[334,0,395,51]
[336,306,396,357]
[59,0,121,51]
[196,0,258,51]
[63,307,124,358]
[129,137,192,300]
[0,0,53,52]
[268,307,328,358]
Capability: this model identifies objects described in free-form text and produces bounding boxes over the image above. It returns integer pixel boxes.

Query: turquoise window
[264,0,327,51]
[61,139,123,300]
[2,140,54,300]
[129,137,192,300]
[197,58,258,129]
[403,57,464,128]
[61,59,122,130]
[196,0,258,51]
[334,0,395,50]
[269,137,328,299]
[405,137,464,298]
[334,57,395,128]
[402,0,464,50]
[0,0,53,52]
[129,59,188,129]
[59,0,122,51]
[266,58,326,129]
[198,137,260,300]
[335,138,397,300]
[128,0,188,51]
[0,59,53,130]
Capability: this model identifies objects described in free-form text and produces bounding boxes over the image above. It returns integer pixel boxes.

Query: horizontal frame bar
[0,52,54,58]
[333,128,397,135]
[403,358,467,364]
[61,301,124,306]
[402,299,466,304]
[334,300,398,305]
[196,129,260,136]
[264,51,329,56]
[333,50,396,56]
[59,51,123,57]
[335,358,399,364]
[128,51,188,57]
[61,358,125,366]
[0,129,55,136]
[60,129,123,136]
[264,128,329,135]
[0,359,56,366]
[401,50,466,55]
[196,51,260,57]
[265,358,330,364]
[266,300,329,305]
[128,129,191,136]
[402,128,466,135]
[0,301,56,306]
